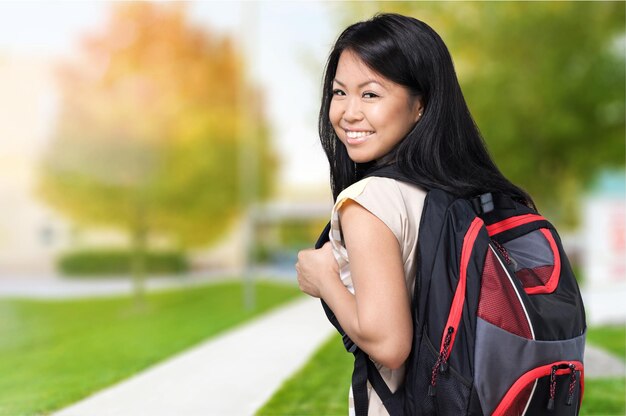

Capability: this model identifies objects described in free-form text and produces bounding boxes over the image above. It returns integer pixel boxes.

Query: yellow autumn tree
[38,3,275,297]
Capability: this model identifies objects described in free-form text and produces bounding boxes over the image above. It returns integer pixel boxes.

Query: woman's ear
[412,96,424,123]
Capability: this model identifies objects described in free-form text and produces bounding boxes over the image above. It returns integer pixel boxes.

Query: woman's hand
[296,241,339,298]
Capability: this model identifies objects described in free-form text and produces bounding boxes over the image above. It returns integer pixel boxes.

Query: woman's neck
[375,149,397,167]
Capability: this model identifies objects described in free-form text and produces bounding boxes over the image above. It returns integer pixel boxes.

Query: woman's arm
[297,199,412,369]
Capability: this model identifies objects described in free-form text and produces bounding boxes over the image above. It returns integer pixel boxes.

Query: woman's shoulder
[334,176,426,213]
[337,176,426,200]
[332,176,426,255]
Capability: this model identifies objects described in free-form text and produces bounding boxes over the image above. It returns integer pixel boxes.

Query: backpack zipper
[429,216,484,396]
[492,360,584,416]
[491,239,512,265]
[428,326,453,396]
[549,363,580,411]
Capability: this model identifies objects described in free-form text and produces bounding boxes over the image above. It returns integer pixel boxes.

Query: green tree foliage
[38,2,275,249]
[341,2,625,227]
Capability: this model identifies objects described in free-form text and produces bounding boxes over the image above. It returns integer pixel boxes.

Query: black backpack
[315,165,586,415]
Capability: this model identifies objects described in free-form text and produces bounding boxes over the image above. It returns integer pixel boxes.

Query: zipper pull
[491,239,512,265]
[429,327,454,396]
[439,360,449,374]
[429,355,441,397]
[566,363,577,406]
[547,365,557,411]
[439,327,454,374]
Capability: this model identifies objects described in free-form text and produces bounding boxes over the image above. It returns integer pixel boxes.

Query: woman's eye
[363,92,379,98]
[332,89,345,96]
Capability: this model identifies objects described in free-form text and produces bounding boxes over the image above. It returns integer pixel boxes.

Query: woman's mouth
[345,130,374,145]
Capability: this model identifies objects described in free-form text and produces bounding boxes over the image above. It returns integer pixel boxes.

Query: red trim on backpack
[486,214,547,237]
[439,217,484,358]
[523,228,562,295]
[492,360,584,416]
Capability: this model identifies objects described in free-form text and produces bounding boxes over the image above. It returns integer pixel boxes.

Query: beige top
[329,176,427,416]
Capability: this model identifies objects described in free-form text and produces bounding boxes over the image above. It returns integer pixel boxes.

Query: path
[0,271,236,299]
[53,296,334,416]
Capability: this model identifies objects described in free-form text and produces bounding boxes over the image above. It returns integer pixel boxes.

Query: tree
[38,2,276,300]
[339,2,625,227]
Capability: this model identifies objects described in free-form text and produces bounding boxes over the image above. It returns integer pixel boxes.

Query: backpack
[315,164,586,415]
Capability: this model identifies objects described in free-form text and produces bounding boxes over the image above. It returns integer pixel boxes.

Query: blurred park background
[0,1,623,415]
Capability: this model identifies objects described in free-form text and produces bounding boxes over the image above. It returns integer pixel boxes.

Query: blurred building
[0,55,136,274]
[582,170,626,325]
[0,54,74,274]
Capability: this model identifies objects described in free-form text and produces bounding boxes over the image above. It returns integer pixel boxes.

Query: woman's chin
[350,157,375,164]
[347,151,375,164]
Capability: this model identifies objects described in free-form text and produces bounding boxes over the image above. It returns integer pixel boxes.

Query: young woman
[296,13,534,415]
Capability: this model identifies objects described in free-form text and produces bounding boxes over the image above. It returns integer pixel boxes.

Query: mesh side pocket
[408,334,437,415]
[434,359,472,415]
[408,332,471,415]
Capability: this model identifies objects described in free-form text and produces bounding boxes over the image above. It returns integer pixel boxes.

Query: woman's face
[329,49,423,164]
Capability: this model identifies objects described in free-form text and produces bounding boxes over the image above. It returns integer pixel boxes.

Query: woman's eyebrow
[333,78,386,89]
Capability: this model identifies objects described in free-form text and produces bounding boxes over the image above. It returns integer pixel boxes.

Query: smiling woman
[295,12,537,416]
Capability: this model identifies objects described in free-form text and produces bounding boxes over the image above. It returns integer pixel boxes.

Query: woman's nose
[342,97,364,122]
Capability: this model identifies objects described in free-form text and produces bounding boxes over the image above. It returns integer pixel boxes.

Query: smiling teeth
[346,131,374,138]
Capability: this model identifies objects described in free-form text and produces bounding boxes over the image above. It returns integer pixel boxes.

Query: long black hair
[319,13,534,208]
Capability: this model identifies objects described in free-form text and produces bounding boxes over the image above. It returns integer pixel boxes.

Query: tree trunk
[131,199,148,306]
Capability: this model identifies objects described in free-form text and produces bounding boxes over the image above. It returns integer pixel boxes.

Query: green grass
[581,324,626,415]
[587,324,626,359]
[259,325,626,416]
[257,334,351,416]
[580,378,626,415]
[0,280,301,416]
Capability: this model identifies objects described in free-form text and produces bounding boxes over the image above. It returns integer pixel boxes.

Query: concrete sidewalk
[583,344,625,379]
[0,267,298,300]
[0,271,238,299]
[53,296,334,416]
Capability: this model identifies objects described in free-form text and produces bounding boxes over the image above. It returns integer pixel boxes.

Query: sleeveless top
[328,176,427,416]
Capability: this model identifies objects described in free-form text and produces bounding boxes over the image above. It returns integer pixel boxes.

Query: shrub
[58,249,188,276]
